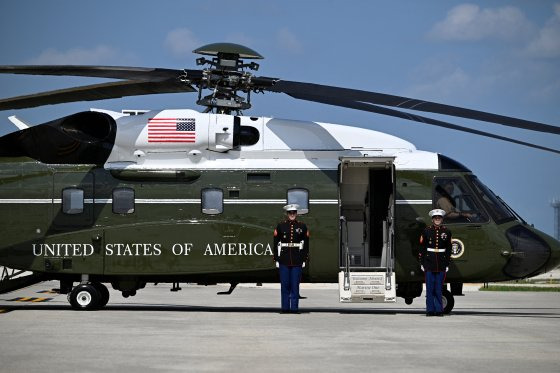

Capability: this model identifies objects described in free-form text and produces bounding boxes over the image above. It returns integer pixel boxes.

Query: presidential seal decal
[451,238,465,259]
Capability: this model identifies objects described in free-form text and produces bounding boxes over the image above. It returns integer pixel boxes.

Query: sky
[0,0,559,236]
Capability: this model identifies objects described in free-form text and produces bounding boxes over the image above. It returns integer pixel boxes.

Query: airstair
[338,156,396,303]
[0,266,44,294]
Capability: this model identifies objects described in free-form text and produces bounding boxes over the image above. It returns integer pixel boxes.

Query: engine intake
[0,111,116,165]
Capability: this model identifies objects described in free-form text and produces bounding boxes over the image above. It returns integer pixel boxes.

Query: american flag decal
[147,118,196,143]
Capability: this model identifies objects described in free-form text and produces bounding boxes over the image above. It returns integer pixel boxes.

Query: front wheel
[442,289,455,314]
[69,284,100,311]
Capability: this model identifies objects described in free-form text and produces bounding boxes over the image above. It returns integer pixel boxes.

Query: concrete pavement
[1,281,559,372]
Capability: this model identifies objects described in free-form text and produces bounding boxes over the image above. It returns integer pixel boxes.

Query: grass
[502,278,560,285]
[479,285,560,292]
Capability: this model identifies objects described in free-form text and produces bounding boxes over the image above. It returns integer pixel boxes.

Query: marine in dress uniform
[273,204,310,313]
[418,209,452,316]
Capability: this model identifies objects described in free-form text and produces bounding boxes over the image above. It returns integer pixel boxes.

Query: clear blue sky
[0,0,559,235]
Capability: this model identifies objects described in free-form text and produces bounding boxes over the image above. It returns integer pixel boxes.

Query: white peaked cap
[429,209,446,217]
[283,204,299,212]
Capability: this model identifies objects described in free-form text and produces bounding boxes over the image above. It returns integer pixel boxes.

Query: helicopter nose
[503,225,554,278]
[545,236,560,271]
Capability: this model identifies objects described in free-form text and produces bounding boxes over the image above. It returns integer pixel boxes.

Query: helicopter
[0,42,559,312]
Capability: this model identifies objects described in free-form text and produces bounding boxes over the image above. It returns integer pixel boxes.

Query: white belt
[280,243,302,247]
[427,248,446,253]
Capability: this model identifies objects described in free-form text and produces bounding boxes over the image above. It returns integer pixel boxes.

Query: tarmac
[0,280,559,373]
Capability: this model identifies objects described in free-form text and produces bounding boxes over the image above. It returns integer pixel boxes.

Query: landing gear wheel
[442,289,455,314]
[69,284,100,310]
[92,283,110,308]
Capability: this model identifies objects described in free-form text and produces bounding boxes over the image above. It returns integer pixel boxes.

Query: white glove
[275,261,279,268]
[302,262,306,268]
[420,265,424,272]
[446,267,449,272]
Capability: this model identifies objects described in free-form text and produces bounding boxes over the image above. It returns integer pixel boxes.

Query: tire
[442,289,455,314]
[92,283,110,308]
[69,284,100,311]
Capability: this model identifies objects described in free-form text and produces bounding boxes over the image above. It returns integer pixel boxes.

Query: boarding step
[338,271,396,303]
[0,268,44,294]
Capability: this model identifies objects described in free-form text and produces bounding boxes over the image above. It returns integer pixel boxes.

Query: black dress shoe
[436,312,444,317]
[426,312,435,317]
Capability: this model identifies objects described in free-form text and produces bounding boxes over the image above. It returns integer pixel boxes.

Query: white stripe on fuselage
[395,200,432,205]
[0,199,339,205]
[1,199,431,205]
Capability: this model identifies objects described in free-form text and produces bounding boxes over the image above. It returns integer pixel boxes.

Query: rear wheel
[442,289,455,314]
[92,283,110,308]
[69,284,100,311]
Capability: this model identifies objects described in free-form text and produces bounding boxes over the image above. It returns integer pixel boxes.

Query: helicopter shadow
[2,303,559,319]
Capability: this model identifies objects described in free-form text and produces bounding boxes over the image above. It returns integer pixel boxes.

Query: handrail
[340,216,350,291]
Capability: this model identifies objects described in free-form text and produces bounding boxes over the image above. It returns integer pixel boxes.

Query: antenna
[552,198,560,240]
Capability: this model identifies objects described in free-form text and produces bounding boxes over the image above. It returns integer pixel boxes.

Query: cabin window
[432,178,488,223]
[287,188,309,215]
[62,188,84,215]
[202,188,223,215]
[112,188,135,214]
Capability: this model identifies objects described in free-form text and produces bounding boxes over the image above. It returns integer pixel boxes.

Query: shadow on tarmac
[1,303,560,318]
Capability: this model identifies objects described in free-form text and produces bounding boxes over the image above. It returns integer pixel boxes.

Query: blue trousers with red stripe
[425,271,445,313]
[279,264,302,311]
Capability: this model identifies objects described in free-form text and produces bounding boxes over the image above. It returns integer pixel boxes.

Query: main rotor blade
[0,79,195,110]
[0,65,194,81]
[292,93,560,155]
[269,80,560,135]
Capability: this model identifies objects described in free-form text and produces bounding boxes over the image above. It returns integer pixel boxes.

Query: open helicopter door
[338,156,396,303]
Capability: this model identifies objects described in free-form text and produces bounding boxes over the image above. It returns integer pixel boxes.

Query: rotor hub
[189,43,264,114]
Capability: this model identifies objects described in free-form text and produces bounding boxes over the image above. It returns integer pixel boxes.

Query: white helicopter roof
[101,109,439,171]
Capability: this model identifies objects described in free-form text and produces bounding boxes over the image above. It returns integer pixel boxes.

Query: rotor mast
[187,43,264,114]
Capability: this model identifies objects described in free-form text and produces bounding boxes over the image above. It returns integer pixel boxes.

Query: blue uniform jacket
[419,224,452,272]
[273,219,309,266]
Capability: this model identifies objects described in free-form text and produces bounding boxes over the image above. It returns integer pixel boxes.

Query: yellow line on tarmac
[31,297,51,303]
[7,296,52,303]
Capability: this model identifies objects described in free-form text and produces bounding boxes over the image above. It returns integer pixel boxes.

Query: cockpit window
[467,176,515,224]
[433,178,488,224]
